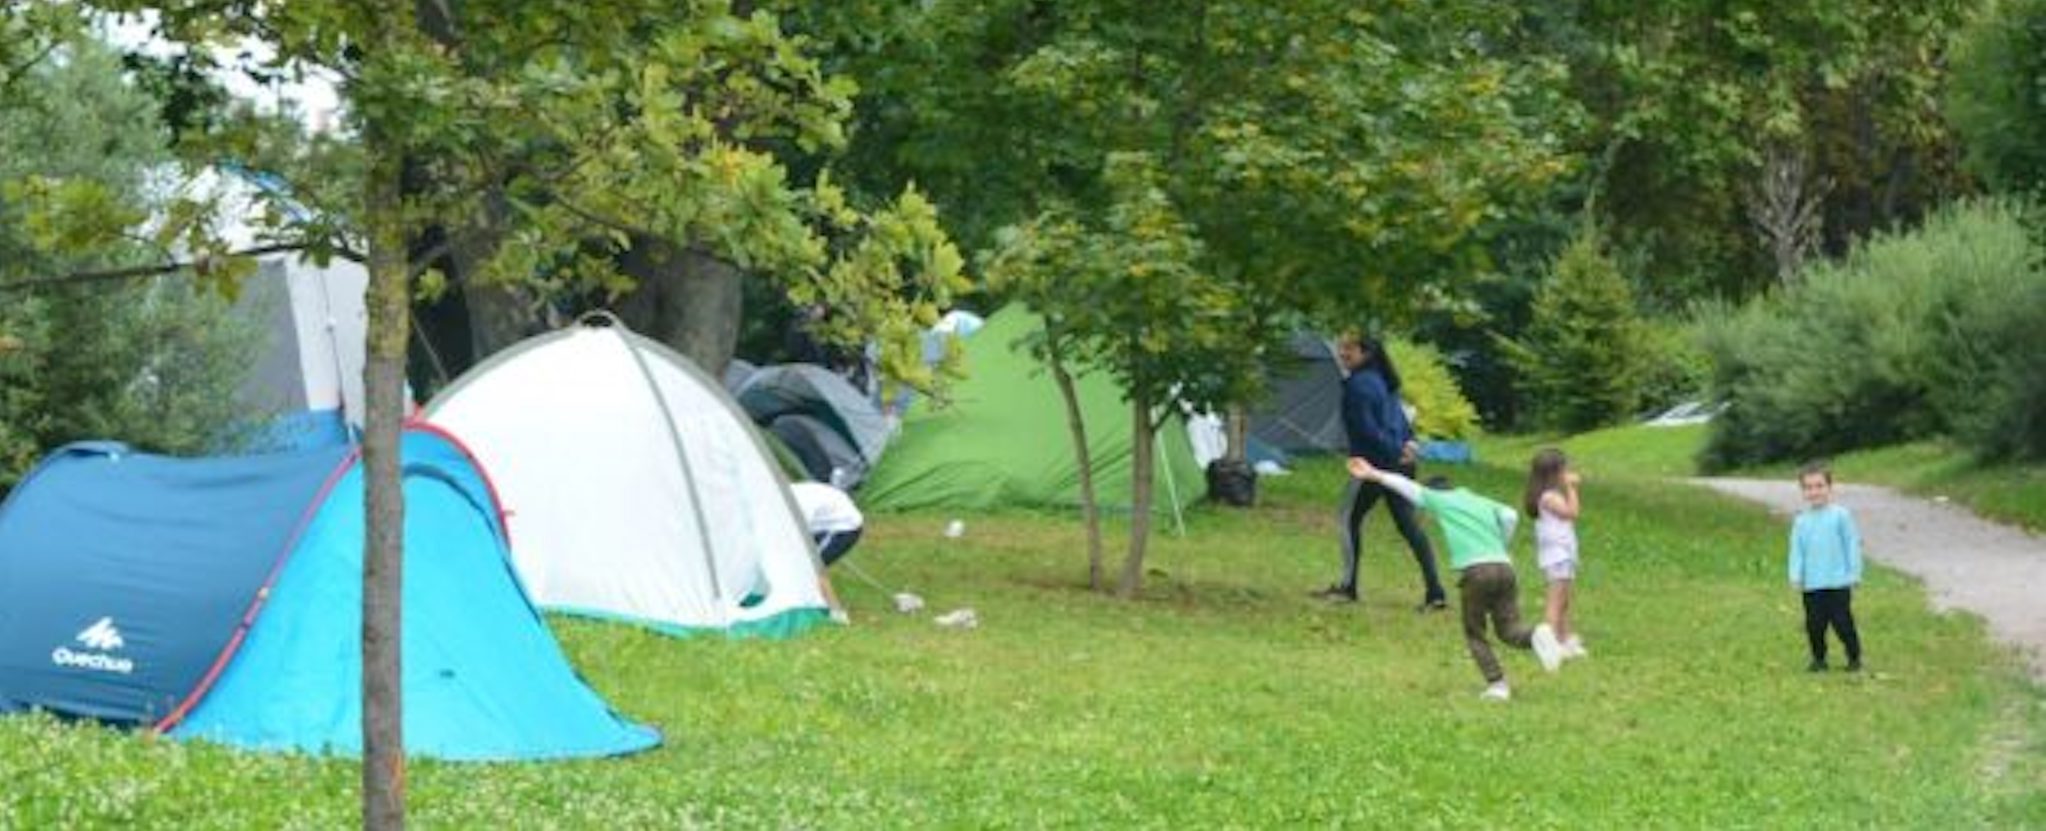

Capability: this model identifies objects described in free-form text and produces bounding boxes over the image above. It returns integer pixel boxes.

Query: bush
[1388,337,1480,440]
[1949,275,2046,458]
[1637,317,1712,416]
[1699,200,2044,469]
[1499,229,1652,432]
[0,283,259,492]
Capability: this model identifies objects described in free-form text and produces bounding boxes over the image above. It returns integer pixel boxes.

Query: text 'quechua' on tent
[425,313,835,638]
[0,427,659,761]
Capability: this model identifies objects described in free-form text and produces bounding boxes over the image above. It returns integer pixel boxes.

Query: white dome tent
[424,313,836,638]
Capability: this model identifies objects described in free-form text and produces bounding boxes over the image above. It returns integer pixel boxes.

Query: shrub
[1388,337,1480,440]
[1637,317,1712,416]
[1499,229,1652,432]
[1949,276,2046,458]
[1699,200,2044,469]
[0,283,259,492]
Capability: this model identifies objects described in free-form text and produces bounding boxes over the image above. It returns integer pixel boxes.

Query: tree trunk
[461,280,532,361]
[1045,326,1106,591]
[361,112,410,831]
[1224,403,1249,464]
[455,189,534,365]
[1118,391,1156,599]
[619,236,744,376]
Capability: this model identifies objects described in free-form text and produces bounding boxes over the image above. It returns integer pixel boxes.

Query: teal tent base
[549,606,834,641]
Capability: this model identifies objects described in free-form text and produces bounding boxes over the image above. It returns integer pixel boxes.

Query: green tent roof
[862,308,1204,516]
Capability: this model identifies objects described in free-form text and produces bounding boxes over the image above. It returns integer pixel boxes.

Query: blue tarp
[1418,440,1474,464]
[0,428,658,761]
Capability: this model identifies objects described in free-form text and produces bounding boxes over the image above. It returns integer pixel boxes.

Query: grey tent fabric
[767,414,868,488]
[722,359,759,395]
[1248,333,1347,455]
[233,256,368,430]
[736,364,892,468]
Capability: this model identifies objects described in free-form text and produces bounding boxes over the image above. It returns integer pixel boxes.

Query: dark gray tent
[736,364,892,486]
[1248,333,1346,455]
[766,414,868,487]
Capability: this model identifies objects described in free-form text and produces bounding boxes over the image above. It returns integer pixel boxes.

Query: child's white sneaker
[1563,635,1588,659]
[1480,681,1512,701]
[1531,623,1564,672]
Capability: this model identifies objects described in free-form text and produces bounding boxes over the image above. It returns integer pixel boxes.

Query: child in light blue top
[1789,461,1864,671]
[1789,502,1863,589]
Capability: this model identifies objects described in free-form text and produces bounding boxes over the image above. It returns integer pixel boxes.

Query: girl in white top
[1524,449,1587,658]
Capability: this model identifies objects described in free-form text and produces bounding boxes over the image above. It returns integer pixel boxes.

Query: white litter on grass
[933,608,978,629]
[892,592,926,613]
[944,519,966,538]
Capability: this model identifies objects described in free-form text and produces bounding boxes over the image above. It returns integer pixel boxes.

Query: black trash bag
[1205,459,1257,507]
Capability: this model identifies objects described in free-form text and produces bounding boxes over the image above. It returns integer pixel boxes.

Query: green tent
[863,308,1205,521]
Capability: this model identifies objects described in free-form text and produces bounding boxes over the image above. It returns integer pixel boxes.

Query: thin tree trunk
[361,120,410,831]
[1118,390,1156,599]
[1224,403,1249,464]
[1044,325,1105,591]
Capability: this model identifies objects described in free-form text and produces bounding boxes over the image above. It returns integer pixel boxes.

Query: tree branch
[0,243,307,294]
[0,38,62,97]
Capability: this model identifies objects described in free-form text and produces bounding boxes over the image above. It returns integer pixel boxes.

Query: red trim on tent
[153,444,363,734]
[404,418,513,548]
[151,424,511,734]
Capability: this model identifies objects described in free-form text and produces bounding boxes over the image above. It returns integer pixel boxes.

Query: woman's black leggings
[1336,463,1445,602]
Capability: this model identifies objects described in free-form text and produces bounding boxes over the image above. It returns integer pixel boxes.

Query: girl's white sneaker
[1530,624,1564,672]
[1563,636,1588,659]
[1480,682,1512,701]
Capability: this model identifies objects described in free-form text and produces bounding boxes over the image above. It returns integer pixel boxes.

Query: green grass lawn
[1474,423,1711,481]
[2,457,2042,827]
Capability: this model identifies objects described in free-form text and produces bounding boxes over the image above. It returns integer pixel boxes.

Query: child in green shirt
[1349,457,1565,700]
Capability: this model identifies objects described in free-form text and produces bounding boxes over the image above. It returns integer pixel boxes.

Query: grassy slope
[1,457,2041,827]
[1475,423,1712,481]
[1480,425,2046,533]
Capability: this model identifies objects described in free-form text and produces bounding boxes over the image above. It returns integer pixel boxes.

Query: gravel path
[1692,478,2046,682]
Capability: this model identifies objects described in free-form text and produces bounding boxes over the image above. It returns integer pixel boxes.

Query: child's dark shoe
[1807,659,1829,673]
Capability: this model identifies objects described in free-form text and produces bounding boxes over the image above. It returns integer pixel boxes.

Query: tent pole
[1158,420,1186,538]
[614,327,729,609]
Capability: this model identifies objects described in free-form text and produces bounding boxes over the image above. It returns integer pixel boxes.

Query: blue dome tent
[0,425,657,761]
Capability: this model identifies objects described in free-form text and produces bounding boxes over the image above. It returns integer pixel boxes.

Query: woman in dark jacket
[1319,334,1447,611]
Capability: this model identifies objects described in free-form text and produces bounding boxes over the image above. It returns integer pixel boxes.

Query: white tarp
[425,318,830,635]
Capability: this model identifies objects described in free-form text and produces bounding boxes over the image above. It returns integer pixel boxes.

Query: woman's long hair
[1361,336,1402,394]
[1524,448,1569,517]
